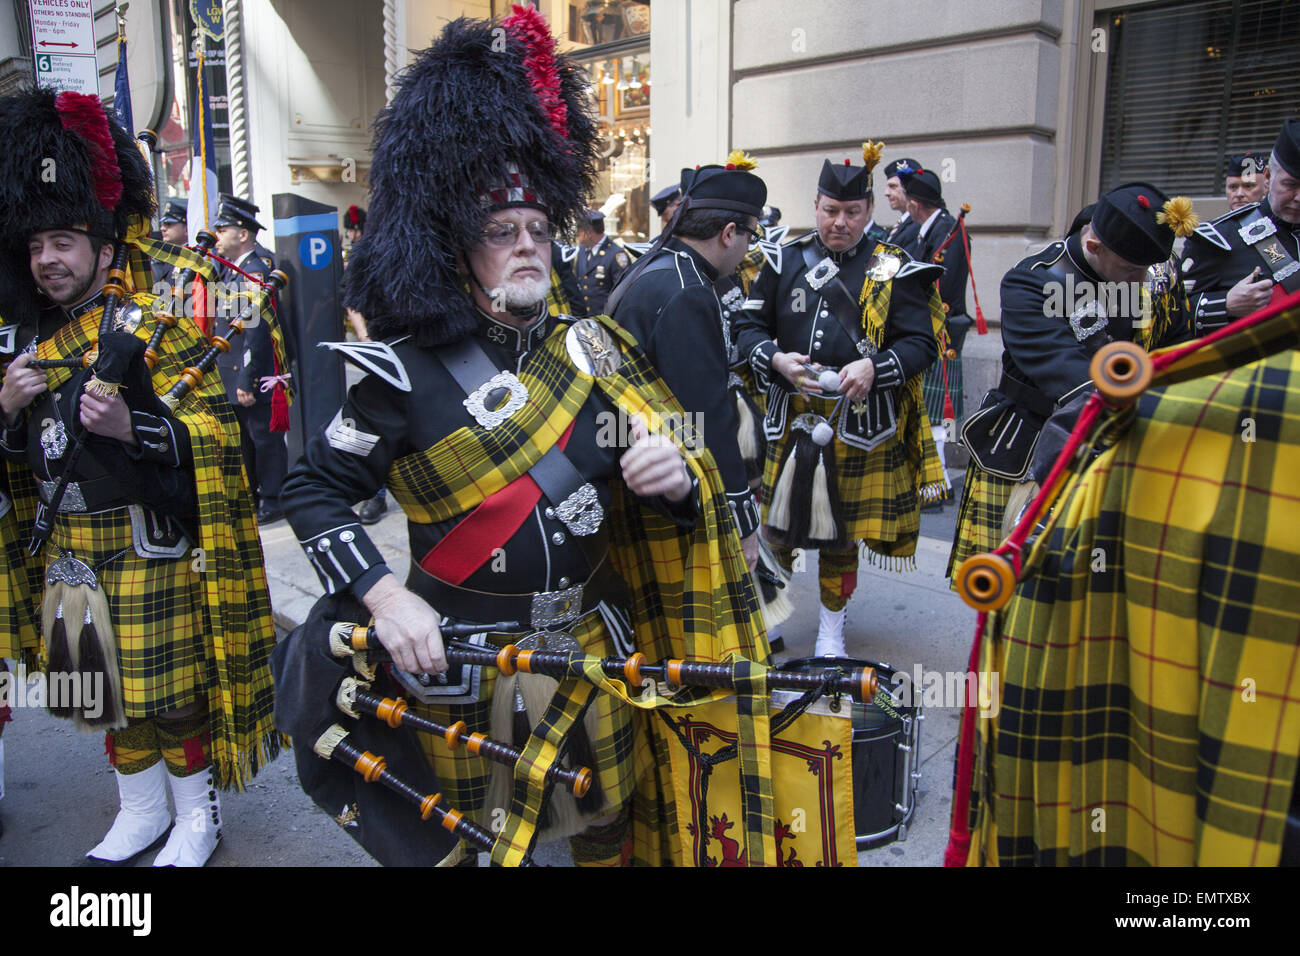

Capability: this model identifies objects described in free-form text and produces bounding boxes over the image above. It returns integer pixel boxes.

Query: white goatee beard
[492,272,552,310]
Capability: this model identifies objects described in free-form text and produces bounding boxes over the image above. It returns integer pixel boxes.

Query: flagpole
[195,32,209,233]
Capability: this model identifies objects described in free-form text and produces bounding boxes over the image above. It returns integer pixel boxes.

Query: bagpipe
[272,587,895,866]
[945,284,1300,865]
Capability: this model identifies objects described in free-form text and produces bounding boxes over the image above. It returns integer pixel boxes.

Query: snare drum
[778,657,922,849]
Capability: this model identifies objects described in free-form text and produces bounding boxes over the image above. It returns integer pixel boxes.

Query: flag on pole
[113,35,134,134]
[187,49,218,246]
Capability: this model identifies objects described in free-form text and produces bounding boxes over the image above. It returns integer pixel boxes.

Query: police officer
[152,198,188,286]
[574,209,630,316]
[650,184,682,231]
[212,193,287,523]
[1181,121,1300,335]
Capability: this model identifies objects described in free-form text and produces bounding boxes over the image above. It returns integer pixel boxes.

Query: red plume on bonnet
[347,205,361,226]
[54,91,124,211]
[503,4,568,141]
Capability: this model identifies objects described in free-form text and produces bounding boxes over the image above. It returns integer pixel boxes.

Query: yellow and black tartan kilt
[45,508,205,717]
[412,611,638,830]
[947,460,1016,581]
[1,505,40,663]
[921,352,963,424]
[761,393,922,553]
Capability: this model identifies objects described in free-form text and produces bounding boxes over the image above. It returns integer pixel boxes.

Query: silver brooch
[805,257,840,291]
[720,287,744,312]
[40,420,67,460]
[867,252,902,281]
[39,479,86,513]
[463,371,528,429]
[554,482,604,536]
[1239,217,1276,245]
[46,550,98,589]
[1069,301,1109,343]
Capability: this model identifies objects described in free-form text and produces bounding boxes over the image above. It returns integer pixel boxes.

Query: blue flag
[113,36,134,134]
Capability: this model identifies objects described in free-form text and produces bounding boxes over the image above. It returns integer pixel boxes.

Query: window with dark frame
[1099,0,1299,196]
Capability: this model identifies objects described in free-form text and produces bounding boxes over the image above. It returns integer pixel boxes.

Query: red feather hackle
[504,4,568,141]
[54,91,123,211]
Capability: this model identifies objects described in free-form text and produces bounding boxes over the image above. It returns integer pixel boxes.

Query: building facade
[5,0,1295,421]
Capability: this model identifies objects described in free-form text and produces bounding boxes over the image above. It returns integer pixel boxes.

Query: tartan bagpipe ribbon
[127,220,295,429]
[384,315,786,863]
[948,286,1300,866]
[12,287,282,789]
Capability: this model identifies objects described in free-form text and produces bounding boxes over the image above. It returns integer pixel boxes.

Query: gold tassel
[84,376,122,398]
[766,448,799,532]
[861,140,885,172]
[808,450,837,541]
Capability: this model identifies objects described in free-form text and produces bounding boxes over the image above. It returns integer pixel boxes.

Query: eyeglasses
[736,223,765,242]
[479,220,559,247]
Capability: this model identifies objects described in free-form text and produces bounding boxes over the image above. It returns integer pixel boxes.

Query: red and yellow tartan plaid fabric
[947,461,1017,582]
[965,347,1300,866]
[6,292,279,788]
[0,495,40,664]
[44,509,203,715]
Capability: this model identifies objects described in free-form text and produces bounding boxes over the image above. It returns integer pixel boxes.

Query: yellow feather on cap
[861,140,885,173]
[1156,196,1199,238]
[725,149,758,171]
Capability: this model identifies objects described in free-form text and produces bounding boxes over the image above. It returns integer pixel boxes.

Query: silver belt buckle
[529,583,584,628]
[554,482,603,536]
[39,479,87,513]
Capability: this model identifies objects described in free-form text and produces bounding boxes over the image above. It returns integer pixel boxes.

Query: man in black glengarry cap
[884,157,923,247]
[1225,151,1270,211]
[609,161,768,574]
[949,181,1198,583]
[733,144,946,658]
[1181,120,1300,335]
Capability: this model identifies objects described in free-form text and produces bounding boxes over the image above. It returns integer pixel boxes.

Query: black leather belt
[997,372,1056,419]
[406,553,625,631]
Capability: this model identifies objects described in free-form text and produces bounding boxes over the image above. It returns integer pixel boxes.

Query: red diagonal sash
[419,422,576,585]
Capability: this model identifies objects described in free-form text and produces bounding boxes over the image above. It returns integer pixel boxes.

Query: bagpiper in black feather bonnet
[343,5,601,348]
[0,87,155,330]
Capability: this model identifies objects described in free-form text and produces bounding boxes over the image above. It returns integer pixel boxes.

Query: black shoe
[256,503,285,524]
[80,828,172,867]
[358,493,388,525]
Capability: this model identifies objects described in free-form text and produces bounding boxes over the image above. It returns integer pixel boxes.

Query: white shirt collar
[918,208,943,239]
